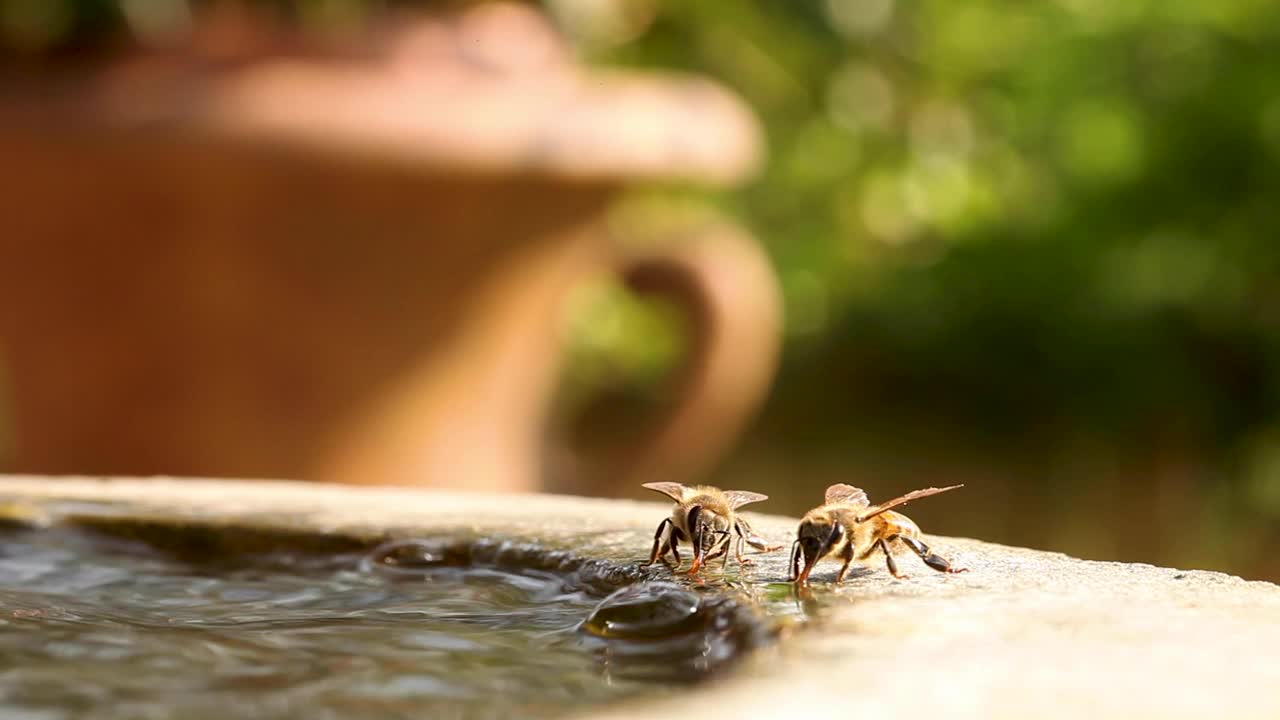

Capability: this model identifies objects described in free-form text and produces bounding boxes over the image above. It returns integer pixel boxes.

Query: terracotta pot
[0,4,779,493]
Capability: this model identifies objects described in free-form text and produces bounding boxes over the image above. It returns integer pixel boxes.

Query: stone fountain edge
[0,475,1277,720]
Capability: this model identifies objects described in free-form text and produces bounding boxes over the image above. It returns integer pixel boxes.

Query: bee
[640,482,782,574]
[791,483,967,586]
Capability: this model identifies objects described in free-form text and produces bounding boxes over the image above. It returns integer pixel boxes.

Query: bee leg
[746,535,782,552]
[642,519,674,568]
[713,531,734,569]
[725,532,753,568]
[712,531,733,553]
[705,535,731,567]
[899,535,967,574]
[835,543,856,583]
[733,532,754,567]
[880,538,908,579]
[686,525,706,574]
[723,525,753,566]
[736,519,782,554]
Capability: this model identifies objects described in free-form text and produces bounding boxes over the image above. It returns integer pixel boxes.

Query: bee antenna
[789,539,802,582]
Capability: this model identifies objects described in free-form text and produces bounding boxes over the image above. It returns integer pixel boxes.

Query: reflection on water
[0,528,762,719]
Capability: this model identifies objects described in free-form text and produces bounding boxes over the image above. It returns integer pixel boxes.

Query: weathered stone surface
[1,475,1277,719]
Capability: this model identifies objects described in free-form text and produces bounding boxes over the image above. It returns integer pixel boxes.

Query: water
[0,525,765,719]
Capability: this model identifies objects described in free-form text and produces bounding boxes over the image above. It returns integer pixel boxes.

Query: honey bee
[640,482,782,574]
[791,483,967,586]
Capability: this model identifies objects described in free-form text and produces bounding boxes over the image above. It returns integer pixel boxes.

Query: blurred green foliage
[586,0,1280,453]
[558,0,1280,575]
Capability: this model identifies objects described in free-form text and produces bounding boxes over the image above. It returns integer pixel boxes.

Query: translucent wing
[824,484,869,507]
[857,484,964,522]
[641,482,688,502]
[723,490,768,510]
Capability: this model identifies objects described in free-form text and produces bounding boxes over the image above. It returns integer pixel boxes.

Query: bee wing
[723,490,769,510]
[824,483,870,507]
[856,484,963,522]
[641,482,689,502]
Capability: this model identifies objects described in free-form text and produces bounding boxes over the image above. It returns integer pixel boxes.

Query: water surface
[0,525,760,719]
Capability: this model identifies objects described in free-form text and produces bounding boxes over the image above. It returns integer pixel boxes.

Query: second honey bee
[791,483,967,586]
[641,482,782,574]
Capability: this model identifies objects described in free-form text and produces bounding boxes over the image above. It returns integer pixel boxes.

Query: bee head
[685,505,730,550]
[792,516,845,585]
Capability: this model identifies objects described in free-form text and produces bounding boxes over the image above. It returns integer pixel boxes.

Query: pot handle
[565,222,783,495]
